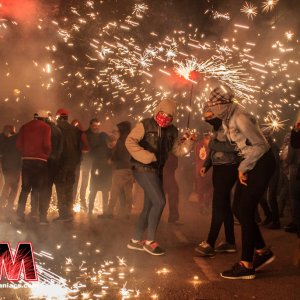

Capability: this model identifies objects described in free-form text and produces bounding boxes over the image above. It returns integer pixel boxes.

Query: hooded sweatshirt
[125,99,194,171]
[206,103,270,173]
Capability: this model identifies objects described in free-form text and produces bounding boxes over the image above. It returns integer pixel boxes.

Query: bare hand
[239,171,248,186]
[200,167,206,177]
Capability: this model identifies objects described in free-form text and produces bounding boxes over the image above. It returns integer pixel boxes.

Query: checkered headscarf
[206,85,234,107]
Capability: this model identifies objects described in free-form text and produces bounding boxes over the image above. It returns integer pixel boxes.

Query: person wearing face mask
[195,108,239,257]
[203,85,276,279]
[125,99,196,256]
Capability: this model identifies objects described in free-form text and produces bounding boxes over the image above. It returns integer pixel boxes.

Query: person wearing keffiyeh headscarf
[203,85,277,280]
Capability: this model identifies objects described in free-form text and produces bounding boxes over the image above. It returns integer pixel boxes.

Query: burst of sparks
[133,4,149,18]
[262,0,279,13]
[212,11,230,20]
[285,31,294,40]
[263,113,289,132]
[175,58,198,82]
[240,2,258,19]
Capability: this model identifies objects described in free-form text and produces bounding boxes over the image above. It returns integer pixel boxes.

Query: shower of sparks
[285,31,294,40]
[262,0,279,13]
[133,3,149,18]
[263,113,289,132]
[212,11,230,20]
[175,58,198,82]
[0,0,299,132]
[241,2,258,19]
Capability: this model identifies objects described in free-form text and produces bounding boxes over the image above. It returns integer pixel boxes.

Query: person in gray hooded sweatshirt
[203,85,276,280]
[125,99,196,256]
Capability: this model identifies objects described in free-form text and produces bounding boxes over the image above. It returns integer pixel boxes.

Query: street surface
[0,194,299,300]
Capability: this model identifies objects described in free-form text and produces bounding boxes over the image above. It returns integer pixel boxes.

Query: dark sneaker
[285,223,297,233]
[267,222,281,230]
[168,220,184,225]
[215,242,237,253]
[261,216,272,226]
[98,213,113,219]
[143,242,165,256]
[127,239,145,251]
[253,249,275,271]
[16,215,25,223]
[80,202,87,212]
[39,218,49,225]
[221,262,255,280]
[195,241,215,257]
[53,216,73,222]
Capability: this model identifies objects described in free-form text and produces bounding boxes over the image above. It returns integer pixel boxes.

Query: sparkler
[262,0,279,13]
[263,112,289,132]
[240,2,258,19]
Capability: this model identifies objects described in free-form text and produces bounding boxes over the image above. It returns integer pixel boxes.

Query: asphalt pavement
[0,195,299,300]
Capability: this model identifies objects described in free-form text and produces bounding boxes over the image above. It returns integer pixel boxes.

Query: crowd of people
[0,86,299,279]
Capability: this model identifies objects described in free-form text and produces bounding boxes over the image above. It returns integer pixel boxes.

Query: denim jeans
[163,174,179,222]
[133,171,166,241]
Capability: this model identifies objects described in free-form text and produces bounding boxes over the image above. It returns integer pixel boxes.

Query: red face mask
[155,112,173,128]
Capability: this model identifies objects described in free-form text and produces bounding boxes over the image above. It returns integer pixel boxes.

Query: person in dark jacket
[54,108,89,222]
[0,125,21,212]
[39,113,63,224]
[289,118,300,240]
[125,99,196,256]
[106,121,133,218]
[288,118,300,268]
[258,129,281,229]
[195,117,239,257]
[80,118,101,212]
[89,132,113,216]
[16,111,52,222]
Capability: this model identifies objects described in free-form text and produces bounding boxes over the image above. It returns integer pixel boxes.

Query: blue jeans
[133,171,166,241]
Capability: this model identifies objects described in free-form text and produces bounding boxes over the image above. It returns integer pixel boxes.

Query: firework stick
[187,83,194,129]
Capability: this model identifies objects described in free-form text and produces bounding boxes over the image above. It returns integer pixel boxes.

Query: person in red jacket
[16,110,52,222]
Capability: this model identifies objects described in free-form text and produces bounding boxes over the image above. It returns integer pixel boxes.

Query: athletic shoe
[39,217,49,225]
[261,216,272,226]
[53,216,73,222]
[285,223,297,233]
[220,262,255,280]
[168,220,184,225]
[16,215,25,223]
[98,213,113,219]
[195,241,215,257]
[127,239,145,251]
[267,222,281,230]
[143,241,165,256]
[253,249,275,271]
[215,242,237,253]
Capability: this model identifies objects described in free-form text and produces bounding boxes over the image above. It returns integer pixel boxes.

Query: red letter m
[0,242,38,282]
